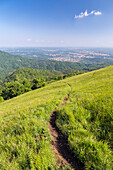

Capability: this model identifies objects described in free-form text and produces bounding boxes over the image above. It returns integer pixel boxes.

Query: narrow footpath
[48,92,84,170]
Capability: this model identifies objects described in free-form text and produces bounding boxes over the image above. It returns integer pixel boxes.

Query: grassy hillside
[0,81,70,169]
[57,66,113,169]
[0,66,113,169]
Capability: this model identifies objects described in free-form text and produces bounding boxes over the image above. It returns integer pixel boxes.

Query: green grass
[56,66,113,169]
[0,66,113,169]
[0,81,70,169]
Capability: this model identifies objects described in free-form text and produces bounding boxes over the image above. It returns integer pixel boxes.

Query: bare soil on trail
[48,93,84,170]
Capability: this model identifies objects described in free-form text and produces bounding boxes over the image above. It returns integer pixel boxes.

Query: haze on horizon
[0,0,113,48]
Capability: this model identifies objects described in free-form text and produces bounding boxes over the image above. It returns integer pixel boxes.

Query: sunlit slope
[57,66,113,169]
[0,66,113,169]
[0,81,70,169]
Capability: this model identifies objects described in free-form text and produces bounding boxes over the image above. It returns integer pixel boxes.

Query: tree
[2,81,25,99]
[22,79,31,92]
[31,78,45,90]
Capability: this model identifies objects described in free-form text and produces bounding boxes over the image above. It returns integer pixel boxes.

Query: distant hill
[4,67,63,83]
[0,51,33,80]
[0,50,109,81]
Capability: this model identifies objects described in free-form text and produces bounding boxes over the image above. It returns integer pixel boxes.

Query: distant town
[0,47,113,64]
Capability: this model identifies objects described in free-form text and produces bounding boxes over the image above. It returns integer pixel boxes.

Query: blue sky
[0,0,113,47]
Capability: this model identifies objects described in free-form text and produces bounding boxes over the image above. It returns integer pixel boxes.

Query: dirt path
[48,92,84,170]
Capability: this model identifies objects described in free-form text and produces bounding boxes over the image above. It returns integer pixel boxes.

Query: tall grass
[0,81,70,169]
[56,66,113,169]
[1,66,113,169]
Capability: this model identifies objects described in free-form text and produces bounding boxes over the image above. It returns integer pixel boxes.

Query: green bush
[0,96,4,103]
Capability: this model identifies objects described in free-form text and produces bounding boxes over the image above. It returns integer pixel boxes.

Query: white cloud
[75,10,102,19]
[94,11,102,15]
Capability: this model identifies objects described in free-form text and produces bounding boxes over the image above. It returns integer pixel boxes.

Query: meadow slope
[57,66,113,169]
[0,81,70,169]
[0,66,113,169]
